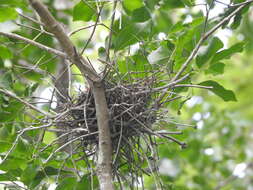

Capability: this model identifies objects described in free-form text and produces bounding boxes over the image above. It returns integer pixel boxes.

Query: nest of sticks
[70,82,156,145]
[55,76,186,185]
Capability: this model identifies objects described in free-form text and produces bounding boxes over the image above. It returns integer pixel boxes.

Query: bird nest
[55,77,186,185]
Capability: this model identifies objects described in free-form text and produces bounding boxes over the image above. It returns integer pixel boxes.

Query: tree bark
[92,82,114,190]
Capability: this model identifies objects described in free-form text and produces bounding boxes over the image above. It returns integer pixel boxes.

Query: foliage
[0,0,253,189]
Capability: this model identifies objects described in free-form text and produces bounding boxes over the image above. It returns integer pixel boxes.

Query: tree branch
[0,88,53,118]
[28,0,100,82]
[0,32,67,58]
[172,84,213,89]
[172,3,251,81]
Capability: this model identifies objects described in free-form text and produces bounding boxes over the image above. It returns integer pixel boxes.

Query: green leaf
[180,0,194,6]
[14,137,31,157]
[153,10,173,33]
[205,62,225,75]
[73,1,95,22]
[24,83,39,97]
[170,21,184,33]
[0,126,11,141]
[163,0,184,8]
[56,177,78,190]
[0,157,27,171]
[76,176,98,190]
[21,164,39,186]
[196,37,224,68]
[118,53,150,78]
[231,5,250,29]
[0,0,26,7]
[0,99,23,122]
[231,13,242,29]
[0,141,11,153]
[131,7,151,22]
[173,22,203,66]
[147,46,170,65]
[210,42,245,64]
[0,71,13,89]
[0,58,3,68]
[0,173,16,181]
[0,7,18,22]
[113,22,150,50]
[31,166,63,189]
[0,45,13,59]
[98,47,106,60]
[123,0,143,11]
[199,80,237,102]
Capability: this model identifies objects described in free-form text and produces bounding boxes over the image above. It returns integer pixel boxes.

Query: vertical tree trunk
[92,83,114,190]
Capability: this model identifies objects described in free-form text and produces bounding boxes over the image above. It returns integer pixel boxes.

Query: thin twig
[44,131,99,163]
[80,5,104,55]
[0,32,67,58]
[1,122,52,163]
[230,0,253,7]
[0,88,54,117]
[28,0,100,81]
[136,73,190,94]
[68,23,113,36]
[106,0,117,62]
[18,12,45,26]
[172,3,251,81]
[172,84,213,89]
[15,22,54,36]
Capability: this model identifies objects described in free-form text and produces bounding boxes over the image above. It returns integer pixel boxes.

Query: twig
[28,0,100,81]
[0,88,53,117]
[18,122,53,133]
[172,3,252,81]
[158,95,182,106]
[15,22,54,36]
[0,32,67,58]
[0,182,28,190]
[18,12,45,26]
[113,118,123,165]
[106,0,118,62]
[1,122,52,164]
[68,23,113,36]
[102,0,118,78]
[230,0,253,7]
[40,128,88,152]
[172,84,213,89]
[160,134,187,148]
[156,130,183,135]
[136,73,190,94]
[80,5,104,55]
[44,131,99,163]
[202,0,214,34]
[17,60,47,75]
